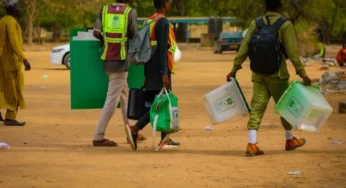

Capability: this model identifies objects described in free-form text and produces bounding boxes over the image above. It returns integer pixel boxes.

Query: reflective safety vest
[101,4,132,61]
[318,42,325,58]
[147,13,177,73]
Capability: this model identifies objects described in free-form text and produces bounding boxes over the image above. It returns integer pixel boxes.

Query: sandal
[4,119,26,126]
[93,139,118,147]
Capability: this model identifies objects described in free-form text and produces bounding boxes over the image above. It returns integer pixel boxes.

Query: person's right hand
[23,59,31,71]
[162,74,171,90]
[302,76,312,86]
[226,72,236,82]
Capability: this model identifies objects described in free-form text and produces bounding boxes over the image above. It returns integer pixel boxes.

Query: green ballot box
[70,28,144,110]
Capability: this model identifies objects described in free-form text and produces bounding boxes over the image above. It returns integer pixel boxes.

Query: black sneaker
[125,125,137,150]
[159,139,180,148]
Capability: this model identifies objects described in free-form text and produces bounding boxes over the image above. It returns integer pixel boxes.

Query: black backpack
[248,16,288,74]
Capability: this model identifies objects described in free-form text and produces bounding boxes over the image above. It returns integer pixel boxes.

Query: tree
[2,0,344,45]
[0,2,6,17]
[22,0,51,45]
[36,0,106,42]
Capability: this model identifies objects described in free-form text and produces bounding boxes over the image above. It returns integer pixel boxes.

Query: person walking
[126,0,180,150]
[226,0,312,157]
[92,0,145,146]
[336,44,346,67]
[0,0,31,126]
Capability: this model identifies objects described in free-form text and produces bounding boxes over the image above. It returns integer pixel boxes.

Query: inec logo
[213,95,235,113]
[227,98,233,105]
[111,15,120,27]
[286,97,303,118]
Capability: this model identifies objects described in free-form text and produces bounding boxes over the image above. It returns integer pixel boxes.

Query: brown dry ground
[0,46,346,188]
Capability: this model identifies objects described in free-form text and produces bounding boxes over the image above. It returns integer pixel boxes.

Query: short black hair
[117,0,130,3]
[265,0,282,9]
[154,0,169,9]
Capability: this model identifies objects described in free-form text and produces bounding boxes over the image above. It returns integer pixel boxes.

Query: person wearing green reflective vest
[226,0,312,157]
[126,0,181,151]
[92,0,145,147]
[314,42,326,59]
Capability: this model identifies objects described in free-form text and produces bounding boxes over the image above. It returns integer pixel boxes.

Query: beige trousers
[94,72,130,141]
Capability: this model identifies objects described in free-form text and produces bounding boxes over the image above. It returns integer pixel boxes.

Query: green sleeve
[231,21,256,73]
[282,21,307,78]
[319,43,325,57]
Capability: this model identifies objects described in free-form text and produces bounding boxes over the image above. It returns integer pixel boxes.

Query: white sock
[248,130,257,144]
[285,130,294,140]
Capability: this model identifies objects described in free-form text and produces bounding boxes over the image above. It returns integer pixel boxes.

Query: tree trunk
[172,0,187,42]
[52,23,62,42]
[83,11,88,28]
[27,14,34,45]
[23,0,51,45]
[288,0,303,24]
[327,0,339,43]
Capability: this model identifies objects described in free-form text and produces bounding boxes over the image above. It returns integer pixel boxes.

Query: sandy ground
[0,48,346,188]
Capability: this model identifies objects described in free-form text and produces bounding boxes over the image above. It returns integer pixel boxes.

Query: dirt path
[0,49,345,188]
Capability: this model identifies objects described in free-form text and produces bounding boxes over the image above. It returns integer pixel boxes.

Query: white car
[50,44,70,69]
[49,43,181,70]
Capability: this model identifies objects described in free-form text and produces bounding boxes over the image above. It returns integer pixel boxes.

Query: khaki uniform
[232,12,308,131]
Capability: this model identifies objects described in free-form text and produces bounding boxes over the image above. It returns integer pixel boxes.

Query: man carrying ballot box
[226,0,312,157]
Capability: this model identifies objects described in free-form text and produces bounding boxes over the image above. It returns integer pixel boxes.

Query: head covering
[2,0,19,9]
[265,0,282,9]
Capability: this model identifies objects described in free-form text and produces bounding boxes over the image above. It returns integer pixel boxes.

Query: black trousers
[135,90,167,140]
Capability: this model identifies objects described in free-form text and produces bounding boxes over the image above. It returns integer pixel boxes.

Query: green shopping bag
[150,88,179,150]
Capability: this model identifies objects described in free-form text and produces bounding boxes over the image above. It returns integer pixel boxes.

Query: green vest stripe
[101,5,131,60]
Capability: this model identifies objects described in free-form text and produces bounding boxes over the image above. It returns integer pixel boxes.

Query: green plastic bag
[150,88,179,150]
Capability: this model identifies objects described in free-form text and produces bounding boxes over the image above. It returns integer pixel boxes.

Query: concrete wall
[187,23,242,46]
[189,23,242,38]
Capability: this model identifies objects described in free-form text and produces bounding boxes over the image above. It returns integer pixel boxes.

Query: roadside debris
[0,142,10,150]
[320,71,346,94]
[332,140,343,145]
[204,126,214,131]
[287,171,303,175]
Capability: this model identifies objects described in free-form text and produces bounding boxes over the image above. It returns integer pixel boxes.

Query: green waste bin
[70,28,144,110]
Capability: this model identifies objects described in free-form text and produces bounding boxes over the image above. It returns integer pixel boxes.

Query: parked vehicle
[50,43,182,70]
[50,44,70,69]
[215,32,243,54]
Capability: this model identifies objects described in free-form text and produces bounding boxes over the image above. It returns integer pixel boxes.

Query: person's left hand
[162,74,171,90]
[23,59,31,71]
[302,76,312,86]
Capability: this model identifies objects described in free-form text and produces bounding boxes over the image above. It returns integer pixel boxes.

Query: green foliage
[0,0,345,43]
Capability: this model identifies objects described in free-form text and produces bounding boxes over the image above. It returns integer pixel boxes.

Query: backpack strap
[272,17,289,58]
[271,17,288,31]
[144,14,165,27]
[255,17,266,29]
[265,16,271,25]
